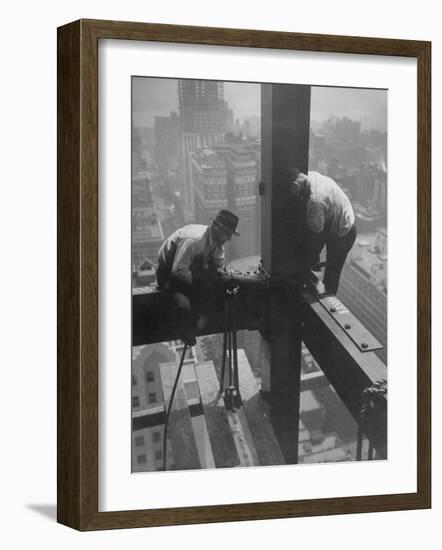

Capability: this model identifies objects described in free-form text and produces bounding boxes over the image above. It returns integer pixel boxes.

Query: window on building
[148,393,157,403]
[154,450,163,461]
[136,454,147,464]
[145,371,155,383]
[132,395,140,408]
[134,435,144,447]
[152,431,161,443]
[132,374,137,386]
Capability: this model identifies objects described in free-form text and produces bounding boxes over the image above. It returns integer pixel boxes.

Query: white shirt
[157,224,225,285]
[305,171,355,237]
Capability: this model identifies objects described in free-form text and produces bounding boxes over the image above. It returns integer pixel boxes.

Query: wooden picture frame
[57,18,431,530]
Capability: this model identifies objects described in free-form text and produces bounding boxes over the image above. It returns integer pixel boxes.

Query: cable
[220,301,229,392]
[220,287,240,410]
[162,343,188,471]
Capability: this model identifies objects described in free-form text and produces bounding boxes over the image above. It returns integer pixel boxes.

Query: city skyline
[132,77,387,131]
[132,76,388,270]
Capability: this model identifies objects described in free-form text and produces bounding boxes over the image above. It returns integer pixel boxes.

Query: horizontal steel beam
[132,284,387,458]
[300,371,329,392]
[298,292,387,458]
[132,286,265,346]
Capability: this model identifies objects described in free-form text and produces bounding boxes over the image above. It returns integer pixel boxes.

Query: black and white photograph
[1,0,436,542]
[131,77,388,473]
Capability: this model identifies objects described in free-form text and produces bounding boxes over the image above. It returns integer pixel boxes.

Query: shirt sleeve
[171,238,196,284]
[306,201,327,233]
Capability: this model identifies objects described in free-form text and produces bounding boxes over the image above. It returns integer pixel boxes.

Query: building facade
[337,229,388,364]
[178,80,228,220]
[190,148,229,223]
[131,343,176,472]
[132,173,164,268]
[154,111,180,179]
[132,342,199,472]
[214,141,259,261]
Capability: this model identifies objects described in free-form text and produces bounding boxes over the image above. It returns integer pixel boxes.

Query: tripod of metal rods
[220,286,241,410]
[162,343,188,471]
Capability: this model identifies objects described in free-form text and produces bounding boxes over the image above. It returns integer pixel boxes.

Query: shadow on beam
[132,286,265,346]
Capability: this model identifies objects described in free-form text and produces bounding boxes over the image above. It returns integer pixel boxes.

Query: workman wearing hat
[156,209,240,346]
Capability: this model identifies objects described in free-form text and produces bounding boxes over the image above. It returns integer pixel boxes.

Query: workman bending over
[156,209,240,346]
[289,168,357,294]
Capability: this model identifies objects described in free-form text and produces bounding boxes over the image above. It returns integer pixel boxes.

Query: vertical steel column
[261,83,311,276]
[260,83,311,463]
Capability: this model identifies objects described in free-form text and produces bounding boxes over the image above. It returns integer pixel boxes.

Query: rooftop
[132,214,164,242]
[191,148,226,171]
[215,142,256,159]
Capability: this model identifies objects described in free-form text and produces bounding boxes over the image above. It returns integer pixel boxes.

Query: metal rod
[356,425,363,461]
[162,343,188,471]
[227,300,233,388]
[220,306,228,392]
[368,439,374,460]
[232,294,239,396]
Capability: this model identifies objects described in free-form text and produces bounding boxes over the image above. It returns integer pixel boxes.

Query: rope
[220,286,240,409]
[220,306,228,392]
[356,379,387,461]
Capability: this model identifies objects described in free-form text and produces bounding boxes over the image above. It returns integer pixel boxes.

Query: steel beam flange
[318,295,384,353]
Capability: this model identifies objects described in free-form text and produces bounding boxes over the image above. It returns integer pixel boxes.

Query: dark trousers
[156,268,196,339]
[167,291,195,340]
[156,268,219,340]
[323,224,357,294]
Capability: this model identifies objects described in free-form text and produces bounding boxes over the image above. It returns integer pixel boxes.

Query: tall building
[132,126,155,172]
[190,148,228,223]
[178,80,228,220]
[323,115,361,145]
[214,141,259,260]
[337,229,388,364]
[244,139,262,255]
[154,111,180,179]
[354,163,388,221]
[132,342,199,472]
[132,174,164,268]
[132,340,220,472]
[131,343,176,472]
[188,140,260,261]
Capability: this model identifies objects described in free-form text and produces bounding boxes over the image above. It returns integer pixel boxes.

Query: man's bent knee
[171,291,192,313]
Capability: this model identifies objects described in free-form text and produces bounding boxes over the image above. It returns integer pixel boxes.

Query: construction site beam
[132,286,264,347]
[298,291,387,458]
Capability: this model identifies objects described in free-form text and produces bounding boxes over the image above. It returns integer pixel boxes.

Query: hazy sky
[132,77,387,131]
[311,86,387,131]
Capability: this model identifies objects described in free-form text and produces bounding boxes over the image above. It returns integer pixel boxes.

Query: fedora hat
[211,209,240,236]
